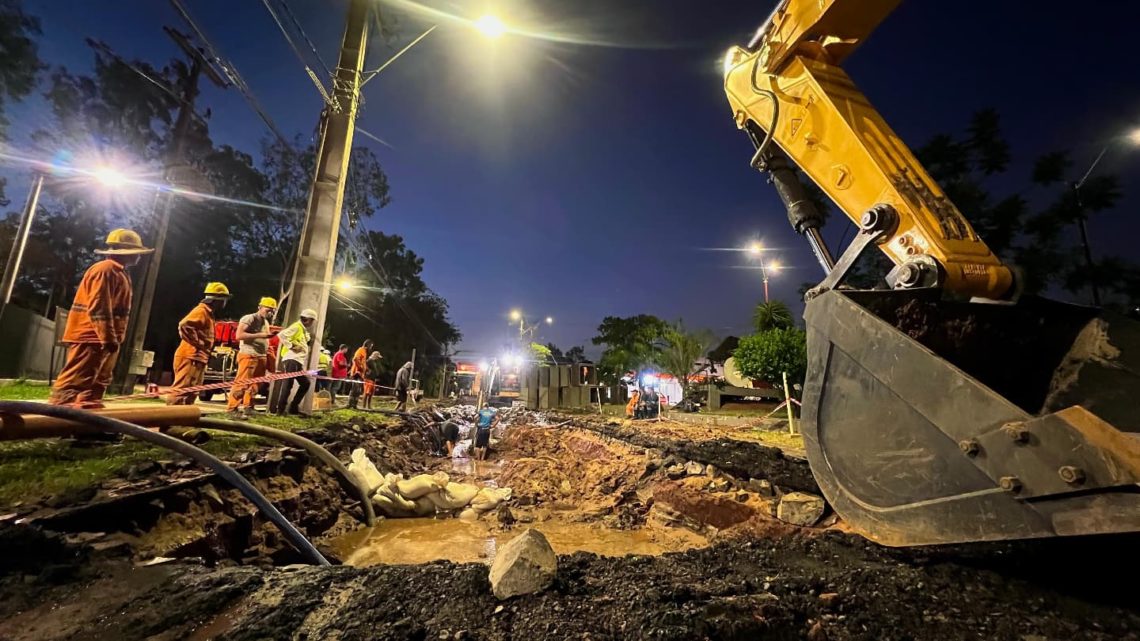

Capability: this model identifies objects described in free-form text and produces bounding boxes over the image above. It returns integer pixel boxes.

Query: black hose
[197,417,376,526]
[748,56,780,170]
[0,401,329,566]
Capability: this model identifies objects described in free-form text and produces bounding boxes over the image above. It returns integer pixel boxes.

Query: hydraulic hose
[197,417,376,526]
[0,401,329,566]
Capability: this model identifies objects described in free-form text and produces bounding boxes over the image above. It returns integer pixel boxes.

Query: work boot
[287,406,311,418]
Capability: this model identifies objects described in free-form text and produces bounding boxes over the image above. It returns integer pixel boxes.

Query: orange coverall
[227,316,270,411]
[49,259,133,408]
[625,391,640,418]
[167,302,215,405]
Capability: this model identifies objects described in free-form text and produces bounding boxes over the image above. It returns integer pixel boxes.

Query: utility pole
[0,172,45,325]
[279,0,370,411]
[111,28,227,393]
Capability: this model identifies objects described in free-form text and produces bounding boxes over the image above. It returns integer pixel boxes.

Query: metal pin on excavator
[724,0,1140,546]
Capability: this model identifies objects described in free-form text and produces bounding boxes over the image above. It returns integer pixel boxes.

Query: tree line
[0,1,460,384]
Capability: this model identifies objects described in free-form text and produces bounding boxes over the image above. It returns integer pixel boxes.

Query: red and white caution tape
[107,369,317,401]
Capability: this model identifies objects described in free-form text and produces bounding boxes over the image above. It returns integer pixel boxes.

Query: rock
[708,479,731,493]
[807,621,827,641]
[747,478,775,497]
[665,465,686,480]
[776,492,826,526]
[705,464,718,477]
[348,449,385,495]
[735,491,749,503]
[459,508,480,521]
[558,479,573,497]
[489,528,557,600]
[684,461,706,476]
[200,486,224,508]
[819,592,840,610]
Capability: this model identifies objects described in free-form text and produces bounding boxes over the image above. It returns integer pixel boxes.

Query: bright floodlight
[545,316,553,325]
[1128,127,1140,146]
[336,277,355,291]
[768,261,781,272]
[478,361,489,372]
[93,167,126,188]
[642,373,658,385]
[475,15,506,38]
[748,241,762,255]
[509,309,522,321]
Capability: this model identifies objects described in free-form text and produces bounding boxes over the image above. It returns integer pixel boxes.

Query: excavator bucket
[801,289,1140,546]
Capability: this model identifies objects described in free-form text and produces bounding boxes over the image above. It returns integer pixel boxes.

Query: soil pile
[4,531,1137,641]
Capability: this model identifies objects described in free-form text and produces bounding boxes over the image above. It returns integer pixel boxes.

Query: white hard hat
[300,308,318,319]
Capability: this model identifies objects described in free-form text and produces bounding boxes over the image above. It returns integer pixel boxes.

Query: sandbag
[458,508,480,521]
[348,448,385,495]
[427,482,481,511]
[413,495,438,516]
[372,494,414,518]
[376,483,418,513]
[397,472,449,499]
[470,487,513,513]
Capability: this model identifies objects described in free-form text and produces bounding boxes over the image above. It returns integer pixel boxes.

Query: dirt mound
[582,420,817,494]
[6,532,1138,641]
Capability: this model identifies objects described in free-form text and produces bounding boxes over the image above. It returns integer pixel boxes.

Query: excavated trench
[1,409,1138,640]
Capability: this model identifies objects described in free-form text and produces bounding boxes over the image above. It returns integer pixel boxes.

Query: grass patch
[0,439,166,507]
[750,428,805,452]
[243,408,397,432]
[0,381,52,401]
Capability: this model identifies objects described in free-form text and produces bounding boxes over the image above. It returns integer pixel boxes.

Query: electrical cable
[276,0,333,76]
[259,0,333,101]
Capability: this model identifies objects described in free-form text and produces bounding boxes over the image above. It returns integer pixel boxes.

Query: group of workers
[624,386,661,420]
[48,229,416,418]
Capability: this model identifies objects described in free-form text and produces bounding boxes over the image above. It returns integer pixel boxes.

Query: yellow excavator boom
[723,0,1140,546]
[724,0,1012,299]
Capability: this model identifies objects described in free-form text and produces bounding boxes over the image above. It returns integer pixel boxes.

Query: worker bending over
[226,297,277,416]
[167,283,230,405]
[394,360,413,412]
[269,308,317,416]
[50,230,153,408]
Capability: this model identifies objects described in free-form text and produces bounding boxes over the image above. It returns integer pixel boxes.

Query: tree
[656,322,714,401]
[543,342,564,364]
[528,342,553,365]
[753,300,794,332]
[591,314,668,384]
[0,0,43,201]
[564,345,587,363]
[733,328,807,393]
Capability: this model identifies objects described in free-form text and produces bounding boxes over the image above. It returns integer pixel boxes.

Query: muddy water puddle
[331,517,704,566]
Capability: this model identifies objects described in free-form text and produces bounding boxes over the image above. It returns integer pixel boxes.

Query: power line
[276,0,332,76]
[259,0,332,102]
[168,0,295,150]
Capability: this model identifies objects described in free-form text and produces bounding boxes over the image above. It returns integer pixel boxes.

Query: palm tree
[753,300,794,332]
[657,321,714,403]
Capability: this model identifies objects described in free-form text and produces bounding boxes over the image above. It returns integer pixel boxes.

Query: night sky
[9,0,1140,359]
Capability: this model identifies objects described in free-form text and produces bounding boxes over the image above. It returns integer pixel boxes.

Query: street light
[92,166,127,188]
[1071,125,1140,306]
[745,241,779,302]
[509,309,522,321]
[545,316,553,325]
[335,277,356,291]
[475,15,506,38]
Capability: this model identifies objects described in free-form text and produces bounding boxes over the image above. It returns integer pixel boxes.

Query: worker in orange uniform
[226,297,278,416]
[49,229,154,408]
[346,338,374,409]
[167,283,231,405]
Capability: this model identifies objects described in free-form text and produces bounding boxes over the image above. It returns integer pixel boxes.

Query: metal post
[282,0,370,412]
[0,173,45,324]
[782,370,795,435]
[763,275,769,303]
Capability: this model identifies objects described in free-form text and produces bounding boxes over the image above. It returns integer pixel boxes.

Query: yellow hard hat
[258,296,278,309]
[300,308,318,320]
[203,282,231,297]
[94,228,155,256]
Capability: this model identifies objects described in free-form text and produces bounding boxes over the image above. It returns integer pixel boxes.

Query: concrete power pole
[279,0,370,411]
[111,29,228,393]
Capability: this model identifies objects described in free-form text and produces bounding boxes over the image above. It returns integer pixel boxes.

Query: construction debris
[488,528,557,600]
[348,449,512,520]
[776,492,826,526]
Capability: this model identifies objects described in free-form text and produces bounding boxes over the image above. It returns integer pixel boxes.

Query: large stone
[776,492,826,526]
[684,461,706,476]
[489,528,557,600]
[665,464,686,480]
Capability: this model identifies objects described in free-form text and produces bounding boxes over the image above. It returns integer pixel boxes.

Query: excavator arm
[724,0,1012,299]
[723,0,1140,546]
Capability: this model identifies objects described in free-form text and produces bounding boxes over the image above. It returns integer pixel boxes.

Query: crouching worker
[167,282,230,406]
